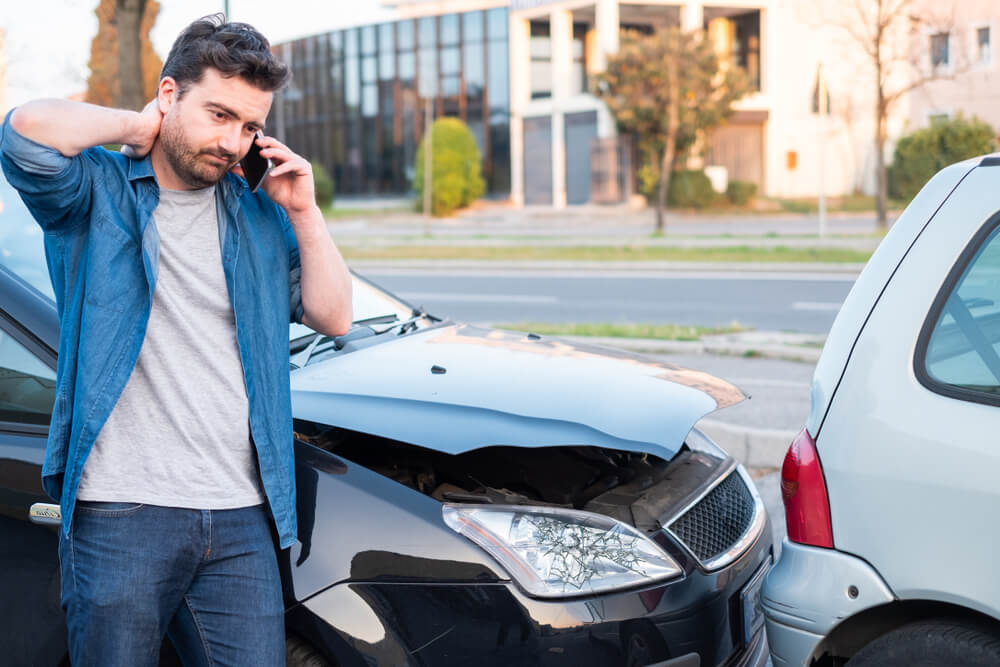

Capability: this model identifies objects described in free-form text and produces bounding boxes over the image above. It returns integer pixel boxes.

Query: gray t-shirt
[77,185,265,508]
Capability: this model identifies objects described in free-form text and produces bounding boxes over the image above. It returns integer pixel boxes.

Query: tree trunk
[656,139,676,234]
[655,65,682,234]
[875,99,888,229]
[116,0,147,110]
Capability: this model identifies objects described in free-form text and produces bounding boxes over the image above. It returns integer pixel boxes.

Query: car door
[0,307,66,666]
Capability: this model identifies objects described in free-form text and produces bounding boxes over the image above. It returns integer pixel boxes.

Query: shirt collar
[125,155,248,198]
[126,154,156,182]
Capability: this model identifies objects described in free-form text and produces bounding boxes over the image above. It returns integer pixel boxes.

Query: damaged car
[1,168,772,666]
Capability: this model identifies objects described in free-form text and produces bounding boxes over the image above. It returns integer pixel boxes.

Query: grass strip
[497,322,751,342]
[340,244,872,263]
[321,205,412,219]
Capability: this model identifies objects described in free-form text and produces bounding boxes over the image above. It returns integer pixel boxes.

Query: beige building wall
[719,0,998,199]
[905,0,1000,133]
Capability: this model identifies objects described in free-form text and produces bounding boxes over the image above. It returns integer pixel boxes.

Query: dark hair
[160,14,290,95]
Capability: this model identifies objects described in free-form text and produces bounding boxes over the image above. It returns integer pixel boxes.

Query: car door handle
[29,503,61,526]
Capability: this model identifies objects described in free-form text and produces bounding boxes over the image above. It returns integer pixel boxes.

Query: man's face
[158,68,273,189]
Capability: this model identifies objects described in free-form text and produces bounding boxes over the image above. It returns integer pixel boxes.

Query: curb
[698,420,795,469]
[553,334,824,364]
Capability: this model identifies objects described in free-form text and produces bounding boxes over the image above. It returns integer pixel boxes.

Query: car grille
[668,471,756,565]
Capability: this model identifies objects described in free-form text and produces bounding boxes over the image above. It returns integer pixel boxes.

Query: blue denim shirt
[0,114,304,548]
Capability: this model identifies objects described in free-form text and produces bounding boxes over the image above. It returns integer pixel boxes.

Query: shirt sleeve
[277,205,306,325]
[0,109,97,234]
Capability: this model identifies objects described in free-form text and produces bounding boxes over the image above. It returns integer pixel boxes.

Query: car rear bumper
[762,540,894,666]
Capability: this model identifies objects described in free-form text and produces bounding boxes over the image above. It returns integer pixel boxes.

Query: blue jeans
[59,502,285,666]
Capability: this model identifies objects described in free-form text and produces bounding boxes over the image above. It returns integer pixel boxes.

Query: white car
[762,155,1000,666]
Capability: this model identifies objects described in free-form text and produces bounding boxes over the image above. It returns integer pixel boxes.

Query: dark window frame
[977,26,991,64]
[529,19,552,100]
[915,208,1000,408]
[0,307,55,436]
[931,31,951,68]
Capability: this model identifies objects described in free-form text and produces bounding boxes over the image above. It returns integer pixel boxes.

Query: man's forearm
[289,206,353,336]
[10,100,144,157]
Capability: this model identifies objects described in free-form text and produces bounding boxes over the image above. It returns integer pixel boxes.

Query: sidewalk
[328,201,894,241]
[566,330,825,363]
[348,258,866,275]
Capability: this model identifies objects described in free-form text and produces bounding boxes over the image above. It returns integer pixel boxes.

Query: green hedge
[311,160,335,208]
[726,180,757,206]
[888,115,997,201]
[667,170,716,208]
[414,117,485,216]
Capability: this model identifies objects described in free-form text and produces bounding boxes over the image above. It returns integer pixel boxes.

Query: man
[0,15,351,666]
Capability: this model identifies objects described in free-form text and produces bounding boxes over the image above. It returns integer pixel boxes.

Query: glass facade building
[276,8,510,197]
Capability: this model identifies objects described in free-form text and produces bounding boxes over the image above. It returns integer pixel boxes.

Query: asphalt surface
[648,352,812,432]
[359,268,855,334]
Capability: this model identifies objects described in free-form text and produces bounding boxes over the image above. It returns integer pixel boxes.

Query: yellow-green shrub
[414,118,485,216]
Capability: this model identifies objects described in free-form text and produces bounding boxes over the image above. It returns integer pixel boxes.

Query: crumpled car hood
[291,324,745,461]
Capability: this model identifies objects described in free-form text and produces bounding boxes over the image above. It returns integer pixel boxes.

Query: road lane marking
[792,301,842,311]
[400,292,559,304]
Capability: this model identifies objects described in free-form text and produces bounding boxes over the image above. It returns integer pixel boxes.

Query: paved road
[650,352,812,433]
[360,268,856,334]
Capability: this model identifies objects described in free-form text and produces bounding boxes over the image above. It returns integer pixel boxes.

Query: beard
[158,117,237,189]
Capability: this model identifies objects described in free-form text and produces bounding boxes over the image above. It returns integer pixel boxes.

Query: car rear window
[918,215,1000,403]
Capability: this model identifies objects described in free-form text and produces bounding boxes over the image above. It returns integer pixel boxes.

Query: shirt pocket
[84,214,142,313]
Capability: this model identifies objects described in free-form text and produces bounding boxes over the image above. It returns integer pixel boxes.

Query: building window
[487,7,507,41]
[278,8,509,197]
[418,17,438,98]
[570,23,588,95]
[530,20,552,99]
[931,32,950,68]
[705,10,761,92]
[977,26,992,65]
[440,13,459,46]
[487,7,511,195]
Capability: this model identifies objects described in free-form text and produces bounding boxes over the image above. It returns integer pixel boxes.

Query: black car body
[0,171,773,666]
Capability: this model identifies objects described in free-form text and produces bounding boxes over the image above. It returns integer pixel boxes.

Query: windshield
[0,170,53,299]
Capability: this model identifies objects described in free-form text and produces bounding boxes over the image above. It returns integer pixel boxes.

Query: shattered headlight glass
[442,504,683,598]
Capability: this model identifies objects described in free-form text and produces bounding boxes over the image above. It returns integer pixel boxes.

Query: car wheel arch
[809,599,1000,666]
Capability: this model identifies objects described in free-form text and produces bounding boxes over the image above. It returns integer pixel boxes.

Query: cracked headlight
[442,504,683,598]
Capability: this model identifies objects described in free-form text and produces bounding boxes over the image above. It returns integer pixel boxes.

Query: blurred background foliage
[414,117,485,217]
[888,115,997,202]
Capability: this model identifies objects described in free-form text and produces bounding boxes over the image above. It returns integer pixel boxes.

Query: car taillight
[781,428,834,548]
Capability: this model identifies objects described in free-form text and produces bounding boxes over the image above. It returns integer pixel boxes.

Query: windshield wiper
[290,332,325,369]
[291,311,433,369]
[353,313,402,327]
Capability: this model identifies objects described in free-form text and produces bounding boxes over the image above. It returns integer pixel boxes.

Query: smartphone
[240,131,273,192]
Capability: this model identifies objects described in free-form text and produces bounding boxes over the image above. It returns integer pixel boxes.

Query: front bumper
[762,540,894,666]
[290,533,773,666]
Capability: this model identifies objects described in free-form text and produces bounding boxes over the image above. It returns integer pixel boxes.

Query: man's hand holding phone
[237,131,273,192]
[233,134,318,220]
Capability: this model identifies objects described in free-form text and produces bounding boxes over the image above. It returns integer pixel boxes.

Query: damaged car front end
[283,305,774,667]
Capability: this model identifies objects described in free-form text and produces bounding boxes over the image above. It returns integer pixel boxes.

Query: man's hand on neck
[121,100,163,160]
